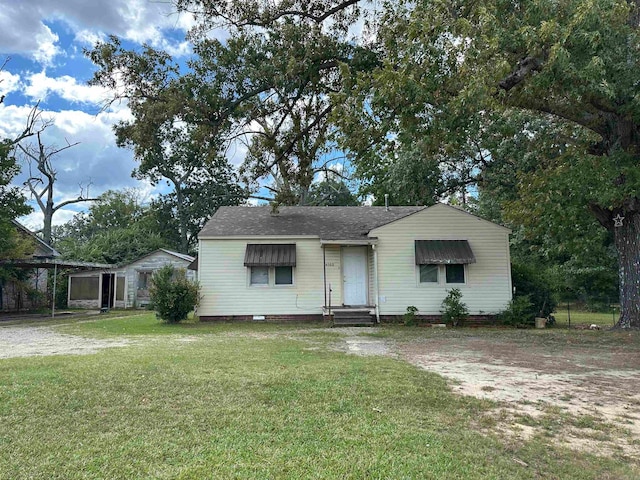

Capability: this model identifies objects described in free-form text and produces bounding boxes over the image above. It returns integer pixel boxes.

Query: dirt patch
[395,331,640,460]
[0,325,130,359]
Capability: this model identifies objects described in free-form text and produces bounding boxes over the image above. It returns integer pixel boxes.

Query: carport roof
[0,258,115,269]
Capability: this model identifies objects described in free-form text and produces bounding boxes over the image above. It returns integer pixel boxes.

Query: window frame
[445,263,467,285]
[248,266,295,287]
[249,266,270,286]
[274,265,294,286]
[416,264,468,286]
[418,264,439,284]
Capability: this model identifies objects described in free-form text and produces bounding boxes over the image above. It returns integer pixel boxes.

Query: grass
[1,315,638,479]
[57,312,330,337]
[552,308,618,327]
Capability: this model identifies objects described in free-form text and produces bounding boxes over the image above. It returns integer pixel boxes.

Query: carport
[0,258,115,317]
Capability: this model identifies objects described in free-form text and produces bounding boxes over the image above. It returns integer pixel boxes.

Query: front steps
[331,308,375,326]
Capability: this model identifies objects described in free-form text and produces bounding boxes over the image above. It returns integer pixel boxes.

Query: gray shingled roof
[199,206,426,240]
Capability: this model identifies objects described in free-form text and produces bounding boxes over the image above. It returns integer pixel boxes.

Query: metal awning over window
[414,240,476,265]
[244,244,296,267]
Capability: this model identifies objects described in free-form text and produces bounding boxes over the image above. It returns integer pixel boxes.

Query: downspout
[372,244,380,324]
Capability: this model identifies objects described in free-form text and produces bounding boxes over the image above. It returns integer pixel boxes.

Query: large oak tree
[336,0,640,327]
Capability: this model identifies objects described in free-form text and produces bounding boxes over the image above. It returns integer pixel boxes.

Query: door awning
[414,240,476,265]
[244,244,296,267]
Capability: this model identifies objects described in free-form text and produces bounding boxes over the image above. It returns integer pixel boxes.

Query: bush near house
[149,265,199,323]
[441,288,469,327]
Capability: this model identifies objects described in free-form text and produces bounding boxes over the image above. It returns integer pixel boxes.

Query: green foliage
[306,178,360,206]
[149,265,199,324]
[496,296,536,327]
[0,141,32,259]
[54,190,170,265]
[511,263,556,317]
[403,305,419,326]
[440,289,469,327]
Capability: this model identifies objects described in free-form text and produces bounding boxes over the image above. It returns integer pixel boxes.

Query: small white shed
[67,249,195,309]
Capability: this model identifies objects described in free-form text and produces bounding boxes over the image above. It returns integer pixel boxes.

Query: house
[67,249,195,309]
[0,220,60,311]
[196,204,512,324]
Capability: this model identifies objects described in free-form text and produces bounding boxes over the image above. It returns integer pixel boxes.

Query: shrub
[149,265,199,324]
[496,295,535,326]
[403,306,419,326]
[511,263,556,317]
[441,288,469,327]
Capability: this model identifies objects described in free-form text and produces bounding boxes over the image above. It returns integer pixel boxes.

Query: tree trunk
[175,186,188,254]
[614,209,640,328]
[43,203,53,246]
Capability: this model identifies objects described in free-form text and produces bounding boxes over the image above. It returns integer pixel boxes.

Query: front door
[342,247,368,306]
[101,273,115,309]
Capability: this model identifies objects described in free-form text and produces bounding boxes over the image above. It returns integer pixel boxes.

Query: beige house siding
[198,237,325,316]
[369,204,512,315]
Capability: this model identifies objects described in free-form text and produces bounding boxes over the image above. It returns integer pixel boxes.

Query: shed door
[343,247,368,306]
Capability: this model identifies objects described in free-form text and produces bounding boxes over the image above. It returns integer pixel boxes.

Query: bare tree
[17,130,98,244]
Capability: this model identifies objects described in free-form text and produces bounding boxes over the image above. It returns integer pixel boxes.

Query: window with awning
[414,240,476,265]
[244,244,296,267]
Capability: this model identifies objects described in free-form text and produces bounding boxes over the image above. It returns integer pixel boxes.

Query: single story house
[196,203,512,324]
[67,249,195,309]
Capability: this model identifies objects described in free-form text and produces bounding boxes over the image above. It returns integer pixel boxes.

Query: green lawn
[1,315,637,479]
[552,307,619,327]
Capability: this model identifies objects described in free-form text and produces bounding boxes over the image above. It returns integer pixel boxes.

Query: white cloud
[0,70,22,97]
[73,29,106,47]
[0,102,150,228]
[0,0,200,63]
[23,70,110,106]
[32,24,61,65]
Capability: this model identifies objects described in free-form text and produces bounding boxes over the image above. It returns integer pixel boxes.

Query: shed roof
[199,206,426,240]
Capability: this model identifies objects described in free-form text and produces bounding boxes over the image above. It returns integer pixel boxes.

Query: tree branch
[498,56,543,91]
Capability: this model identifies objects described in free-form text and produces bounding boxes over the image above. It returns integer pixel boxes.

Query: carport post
[51,262,57,318]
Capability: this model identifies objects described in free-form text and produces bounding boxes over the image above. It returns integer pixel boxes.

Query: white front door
[343,247,368,305]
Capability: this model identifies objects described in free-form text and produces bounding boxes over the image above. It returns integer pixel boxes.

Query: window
[275,266,293,285]
[446,264,465,284]
[249,266,294,286]
[419,264,439,283]
[138,271,153,290]
[116,276,125,301]
[250,266,269,285]
[69,277,99,300]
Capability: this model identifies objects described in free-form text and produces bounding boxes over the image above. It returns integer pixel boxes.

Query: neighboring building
[196,204,512,324]
[0,221,60,312]
[67,249,195,309]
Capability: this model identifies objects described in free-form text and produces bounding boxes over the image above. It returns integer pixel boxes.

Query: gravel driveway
[0,324,130,359]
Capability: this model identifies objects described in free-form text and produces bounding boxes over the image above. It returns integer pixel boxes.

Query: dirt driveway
[341,328,640,459]
[0,324,129,359]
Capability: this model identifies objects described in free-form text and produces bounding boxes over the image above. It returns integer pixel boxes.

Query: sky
[0,0,211,230]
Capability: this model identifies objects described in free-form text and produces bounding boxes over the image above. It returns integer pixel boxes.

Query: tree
[114,116,245,253]
[87,1,378,207]
[0,102,44,258]
[17,130,97,244]
[54,189,168,265]
[145,167,246,254]
[306,178,360,206]
[337,0,640,328]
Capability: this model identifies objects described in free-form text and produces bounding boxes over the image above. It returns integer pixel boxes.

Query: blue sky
[0,1,205,230]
